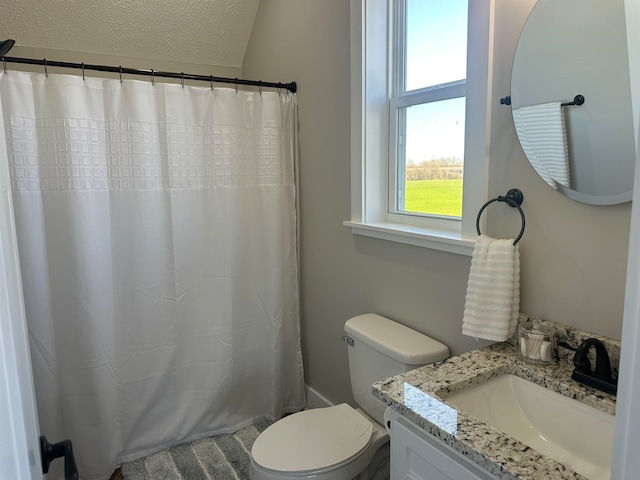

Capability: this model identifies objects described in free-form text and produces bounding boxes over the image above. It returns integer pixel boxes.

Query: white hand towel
[512,102,570,190]
[462,235,520,342]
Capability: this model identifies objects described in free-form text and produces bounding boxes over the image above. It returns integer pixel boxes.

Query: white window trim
[345,0,495,257]
[388,82,466,219]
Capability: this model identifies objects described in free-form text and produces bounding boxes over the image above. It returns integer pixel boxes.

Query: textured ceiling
[0,0,260,67]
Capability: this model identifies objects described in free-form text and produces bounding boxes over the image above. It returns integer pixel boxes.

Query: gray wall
[242,0,631,405]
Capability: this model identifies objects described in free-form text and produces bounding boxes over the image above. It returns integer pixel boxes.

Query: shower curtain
[0,71,305,480]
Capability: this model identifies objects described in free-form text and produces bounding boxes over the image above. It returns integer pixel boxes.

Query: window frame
[388,82,466,222]
[345,0,495,256]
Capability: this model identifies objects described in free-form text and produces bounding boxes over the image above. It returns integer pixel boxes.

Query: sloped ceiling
[0,0,260,67]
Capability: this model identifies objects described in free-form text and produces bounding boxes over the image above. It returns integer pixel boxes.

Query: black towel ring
[475,189,525,245]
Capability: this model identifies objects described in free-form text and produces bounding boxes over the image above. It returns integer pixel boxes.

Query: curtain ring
[181,72,185,88]
[81,62,85,80]
[44,58,48,77]
[151,69,155,86]
[119,66,123,83]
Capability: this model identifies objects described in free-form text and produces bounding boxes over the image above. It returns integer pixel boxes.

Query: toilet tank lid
[344,314,449,365]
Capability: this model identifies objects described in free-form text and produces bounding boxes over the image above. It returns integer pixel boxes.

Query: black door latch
[40,435,79,480]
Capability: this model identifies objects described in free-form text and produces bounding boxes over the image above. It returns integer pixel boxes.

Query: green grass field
[404,179,463,217]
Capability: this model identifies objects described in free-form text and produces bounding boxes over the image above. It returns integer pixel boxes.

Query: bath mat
[121,418,273,480]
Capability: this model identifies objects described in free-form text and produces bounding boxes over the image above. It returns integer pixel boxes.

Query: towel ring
[476,189,525,245]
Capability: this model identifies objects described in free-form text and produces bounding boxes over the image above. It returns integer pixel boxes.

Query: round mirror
[511,0,635,205]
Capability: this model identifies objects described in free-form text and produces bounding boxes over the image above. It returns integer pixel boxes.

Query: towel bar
[499,94,585,107]
[476,189,525,245]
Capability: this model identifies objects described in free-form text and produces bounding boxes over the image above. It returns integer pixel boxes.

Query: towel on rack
[512,102,570,190]
[462,235,520,342]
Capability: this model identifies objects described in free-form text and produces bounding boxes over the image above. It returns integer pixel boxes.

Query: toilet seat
[251,403,374,475]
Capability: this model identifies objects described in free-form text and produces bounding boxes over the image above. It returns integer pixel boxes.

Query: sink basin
[444,374,613,480]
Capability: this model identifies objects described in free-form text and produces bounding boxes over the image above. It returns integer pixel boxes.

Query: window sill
[343,221,475,256]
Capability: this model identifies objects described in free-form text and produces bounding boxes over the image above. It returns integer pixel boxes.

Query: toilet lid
[251,403,373,474]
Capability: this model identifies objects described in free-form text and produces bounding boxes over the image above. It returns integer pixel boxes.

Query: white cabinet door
[0,130,43,479]
[388,410,499,480]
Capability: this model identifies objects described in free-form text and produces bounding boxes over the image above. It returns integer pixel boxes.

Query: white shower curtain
[0,71,305,480]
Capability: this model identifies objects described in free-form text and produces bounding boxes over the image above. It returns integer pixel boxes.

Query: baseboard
[304,384,334,409]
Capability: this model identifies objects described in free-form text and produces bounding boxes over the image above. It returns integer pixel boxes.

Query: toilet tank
[344,314,449,424]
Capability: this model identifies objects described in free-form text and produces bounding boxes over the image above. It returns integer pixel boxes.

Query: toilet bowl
[250,404,389,480]
[249,313,449,480]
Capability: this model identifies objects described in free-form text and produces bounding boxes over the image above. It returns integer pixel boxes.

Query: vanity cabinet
[387,409,500,480]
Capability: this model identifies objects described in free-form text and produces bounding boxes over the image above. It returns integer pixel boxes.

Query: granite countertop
[373,341,617,480]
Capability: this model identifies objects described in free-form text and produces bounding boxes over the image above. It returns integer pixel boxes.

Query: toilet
[250,313,449,480]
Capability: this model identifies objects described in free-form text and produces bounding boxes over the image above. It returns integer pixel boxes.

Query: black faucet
[571,338,617,396]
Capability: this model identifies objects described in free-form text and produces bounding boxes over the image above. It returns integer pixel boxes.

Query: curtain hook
[81,62,85,80]
[235,78,238,94]
[119,66,123,83]
[44,58,48,77]
[259,81,263,96]
[151,69,155,86]
[3,57,6,74]
[210,76,214,90]
[181,72,185,89]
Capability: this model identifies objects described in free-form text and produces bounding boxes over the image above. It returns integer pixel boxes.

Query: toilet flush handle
[342,335,354,347]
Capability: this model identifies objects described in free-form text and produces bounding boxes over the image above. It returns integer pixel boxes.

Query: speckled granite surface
[373,339,618,480]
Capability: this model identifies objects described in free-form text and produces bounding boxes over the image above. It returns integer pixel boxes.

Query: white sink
[444,374,613,480]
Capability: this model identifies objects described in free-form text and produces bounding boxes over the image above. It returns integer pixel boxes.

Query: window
[346,0,494,256]
[391,0,467,219]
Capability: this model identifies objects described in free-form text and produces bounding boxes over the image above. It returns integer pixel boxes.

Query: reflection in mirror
[511,0,634,205]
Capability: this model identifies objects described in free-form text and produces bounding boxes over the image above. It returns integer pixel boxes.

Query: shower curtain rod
[0,39,297,93]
